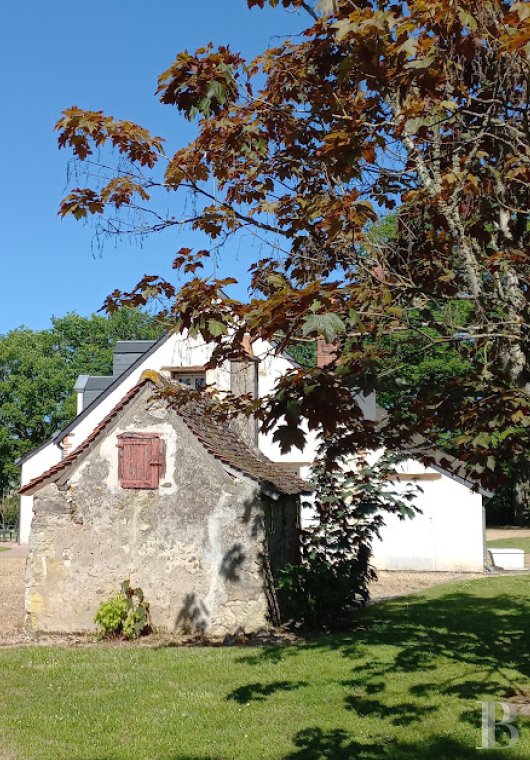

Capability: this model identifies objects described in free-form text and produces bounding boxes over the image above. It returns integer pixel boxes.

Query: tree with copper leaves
[55,0,530,600]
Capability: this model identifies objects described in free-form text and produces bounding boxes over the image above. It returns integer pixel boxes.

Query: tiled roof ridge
[20,372,310,497]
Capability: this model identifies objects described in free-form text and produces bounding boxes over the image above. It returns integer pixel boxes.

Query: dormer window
[168,367,206,390]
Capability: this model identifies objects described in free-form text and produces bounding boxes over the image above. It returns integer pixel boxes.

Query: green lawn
[488,537,530,554]
[1,577,530,759]
[0,546,10,552]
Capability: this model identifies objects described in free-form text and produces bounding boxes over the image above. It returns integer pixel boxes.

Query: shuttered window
[117,433,166,489]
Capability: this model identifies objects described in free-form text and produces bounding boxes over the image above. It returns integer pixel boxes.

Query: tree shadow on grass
[227,679,308,703]
[235,584,530,744]
[282,727,515,759]
[344,692,437,726]
[239,587,530,692]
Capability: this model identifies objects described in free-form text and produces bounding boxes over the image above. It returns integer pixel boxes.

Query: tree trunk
[513,459,530,526]
[493,266,530,525]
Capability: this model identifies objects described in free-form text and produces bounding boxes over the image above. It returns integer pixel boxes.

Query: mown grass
[1,576,530,759]
[0,547,10,552]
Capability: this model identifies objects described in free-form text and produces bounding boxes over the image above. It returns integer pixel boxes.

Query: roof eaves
[430,463,493,499]
[20,332,171,469]
[19,379,152,495]
[17,432,62,467]
[408,434,492,498]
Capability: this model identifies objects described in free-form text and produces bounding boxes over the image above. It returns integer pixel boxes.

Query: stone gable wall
[25,389,279,636]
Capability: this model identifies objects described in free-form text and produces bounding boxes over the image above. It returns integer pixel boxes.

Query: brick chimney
[229,335,260,449]
[316,339,339,368]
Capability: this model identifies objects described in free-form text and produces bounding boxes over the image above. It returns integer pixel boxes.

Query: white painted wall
[300,455,485,572]
[254,339,320,464]
[371,460,485,572]
[253,339,377,464]
[19,442,63,544]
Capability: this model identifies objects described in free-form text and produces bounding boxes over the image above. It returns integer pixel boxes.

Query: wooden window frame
[163,365,207,375]
[167,367,207,390]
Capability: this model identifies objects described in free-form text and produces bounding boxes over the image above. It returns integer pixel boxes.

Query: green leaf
[458,8,478,32]
[272,424,307,454]
[472,432,490,448]
[207,80,227,105]
[302,312,346,342]
[208,319,228,337]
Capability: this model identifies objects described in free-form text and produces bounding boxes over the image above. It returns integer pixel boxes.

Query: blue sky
[0,1,304,334]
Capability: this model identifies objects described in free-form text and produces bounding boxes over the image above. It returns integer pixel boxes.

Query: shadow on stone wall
[220,543,246,582]
[175,592,209,634]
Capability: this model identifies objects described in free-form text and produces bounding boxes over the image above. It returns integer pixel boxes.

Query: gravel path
[368,570,486,601]
[0,545,26,645]
[487,527,530,540]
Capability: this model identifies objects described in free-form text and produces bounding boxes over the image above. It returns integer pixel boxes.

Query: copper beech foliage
[56,0,530,501]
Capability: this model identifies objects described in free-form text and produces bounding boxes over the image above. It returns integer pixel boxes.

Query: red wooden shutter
[117,434,165,489]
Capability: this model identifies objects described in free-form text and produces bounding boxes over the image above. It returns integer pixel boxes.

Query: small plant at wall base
[94,581,151,640]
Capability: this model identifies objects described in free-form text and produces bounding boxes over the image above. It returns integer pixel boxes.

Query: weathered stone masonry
[25,384,302,636]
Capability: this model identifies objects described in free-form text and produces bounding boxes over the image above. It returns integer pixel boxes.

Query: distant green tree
[373,306,473,425]
[287,341,317,368]
[0,309,162,493]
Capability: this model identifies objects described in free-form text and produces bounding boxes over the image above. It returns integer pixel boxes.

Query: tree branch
[300,1,319,22]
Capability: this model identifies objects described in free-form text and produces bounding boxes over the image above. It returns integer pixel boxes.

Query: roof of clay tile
[176,399,310,496]
[20,373,311,498]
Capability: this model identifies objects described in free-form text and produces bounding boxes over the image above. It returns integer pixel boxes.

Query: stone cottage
[20,372,309,636]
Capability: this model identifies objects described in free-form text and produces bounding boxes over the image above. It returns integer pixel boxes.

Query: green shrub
[276,554,375,631]
[94,581,150,640]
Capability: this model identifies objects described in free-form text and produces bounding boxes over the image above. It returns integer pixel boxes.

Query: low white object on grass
[489,547,525,570]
